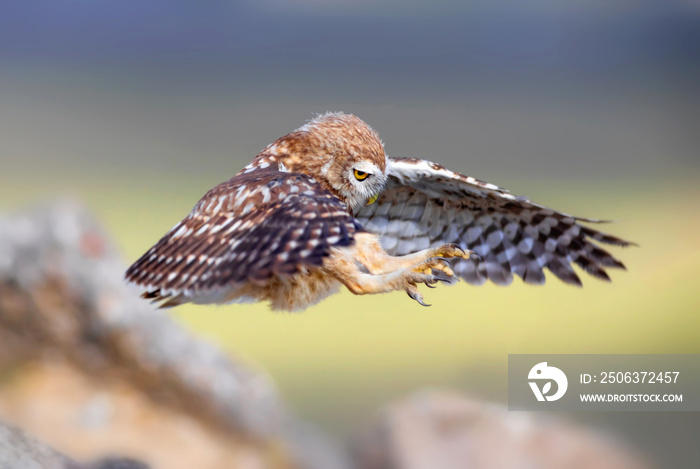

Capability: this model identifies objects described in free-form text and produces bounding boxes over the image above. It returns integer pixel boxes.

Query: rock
[0,200,349,469]
[353,390,651,469]
[84,457,150,469]
[0,200,280,435]
[0,420,150,469]
[0,421,77,469]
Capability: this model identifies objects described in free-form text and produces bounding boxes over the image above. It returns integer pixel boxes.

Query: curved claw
[449,244,466,256]
[406,287,431,307]
[432,256,453,267]
[428,270,454,285]
[465,249,482,262]
[438,244,483,264]
[425,283,436,289]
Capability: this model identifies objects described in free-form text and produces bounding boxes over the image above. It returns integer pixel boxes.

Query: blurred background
[1,0,699,467]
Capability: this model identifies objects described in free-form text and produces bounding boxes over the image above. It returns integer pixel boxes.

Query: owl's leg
[325,237,469,306]
[324,249,452,304]
[351,233,479,276]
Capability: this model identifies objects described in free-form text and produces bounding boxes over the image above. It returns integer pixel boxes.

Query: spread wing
[354,157,633,286]
[125,169,360,306]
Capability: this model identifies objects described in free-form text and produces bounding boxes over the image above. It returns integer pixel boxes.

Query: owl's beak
[367,193,379,205]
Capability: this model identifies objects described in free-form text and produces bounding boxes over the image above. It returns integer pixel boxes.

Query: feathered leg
[323,233,477,306]
[350,232,479,276]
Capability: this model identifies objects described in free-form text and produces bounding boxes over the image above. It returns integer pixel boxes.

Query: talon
[406,286,431,307]
[429,271,453,284]
[464,249,482,262]
[449,244,466,256]
[425,276,438,286]
[436,244,461,258]
[433,256,453,267]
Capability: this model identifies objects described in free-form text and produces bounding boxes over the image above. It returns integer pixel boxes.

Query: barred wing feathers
[125,170,360,305]
[355,157,632,287]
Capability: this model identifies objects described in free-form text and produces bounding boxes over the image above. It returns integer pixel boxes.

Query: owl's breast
[218,265,342,312]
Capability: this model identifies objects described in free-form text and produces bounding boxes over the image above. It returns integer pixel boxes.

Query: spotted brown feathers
[125,113,632,311]
[126,170,360,307]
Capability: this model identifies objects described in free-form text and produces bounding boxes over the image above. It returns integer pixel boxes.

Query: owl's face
[265,113,388,211]
[336,156,387,212]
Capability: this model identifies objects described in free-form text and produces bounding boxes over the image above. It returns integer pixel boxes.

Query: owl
[125,113,632,311]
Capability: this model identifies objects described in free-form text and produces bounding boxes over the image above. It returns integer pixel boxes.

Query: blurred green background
[2,0,700,467]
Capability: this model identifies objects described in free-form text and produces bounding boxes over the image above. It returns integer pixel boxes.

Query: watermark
[528,362,568,402]
[508,355,700,411]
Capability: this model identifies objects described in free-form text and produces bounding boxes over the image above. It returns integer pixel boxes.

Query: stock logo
[528,362,568,402]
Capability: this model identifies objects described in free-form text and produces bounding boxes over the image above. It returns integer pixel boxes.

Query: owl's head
[262,112,388,211]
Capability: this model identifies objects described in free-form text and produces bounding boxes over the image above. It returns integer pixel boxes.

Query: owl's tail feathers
[140,290,160,300]
[140,289,188,308]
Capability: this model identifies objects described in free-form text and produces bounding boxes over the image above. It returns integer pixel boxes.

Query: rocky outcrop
[0,421,77,469]
[0,421,148,469]
[0,200,348,469]
[353,391,650,469]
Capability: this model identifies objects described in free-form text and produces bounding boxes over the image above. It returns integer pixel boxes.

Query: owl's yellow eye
[354,169,369,181]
